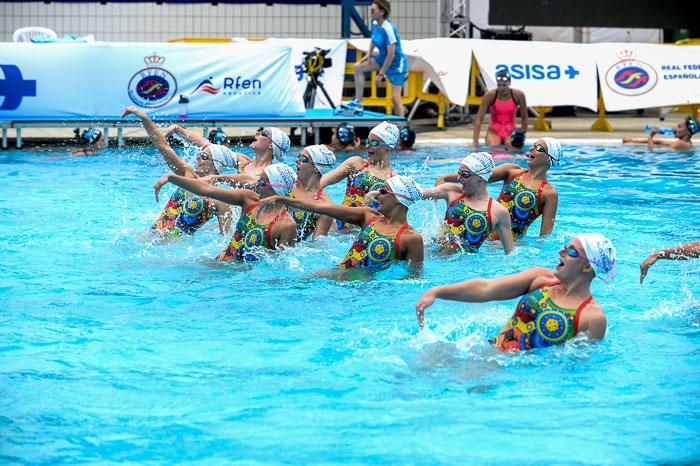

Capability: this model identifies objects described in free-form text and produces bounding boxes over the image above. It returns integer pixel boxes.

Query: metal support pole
[117,127,124,147]
[104,128,109,147]
[16,128,21,149]
[314,127,320,145]
[301,127,307,146]
[2,128,7,149]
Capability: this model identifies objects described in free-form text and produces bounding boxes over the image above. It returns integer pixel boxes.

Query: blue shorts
[373,57,407,86]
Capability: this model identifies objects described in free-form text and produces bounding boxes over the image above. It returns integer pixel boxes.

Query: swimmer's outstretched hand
[639,253,658,284]
[121,106,144,119]
[415,290,437,329]
[199,174,218,185]
[153,174,172,202]
[363,190,379,206]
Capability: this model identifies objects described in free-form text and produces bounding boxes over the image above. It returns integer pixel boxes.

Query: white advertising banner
[595,44,700,111]
[235,38,347,109]
[0,42,304,120]
[472,40,598,110]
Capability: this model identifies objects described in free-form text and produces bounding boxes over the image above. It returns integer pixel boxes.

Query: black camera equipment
[295,48,336,109]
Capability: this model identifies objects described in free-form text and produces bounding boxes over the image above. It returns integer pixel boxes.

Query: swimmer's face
[457,164,479,189]
[555,238,591,280]
[375,183,398,212]
[496,76,511,92]
[256,173,277,197]
[251,127,273,154]
[295,149,316,179]
[196,148,218,175]
[366,134,392,160]
[675,121,689,138]
[527,139,550,168]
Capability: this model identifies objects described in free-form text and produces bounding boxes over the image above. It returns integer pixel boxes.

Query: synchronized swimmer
[121,108,623,353]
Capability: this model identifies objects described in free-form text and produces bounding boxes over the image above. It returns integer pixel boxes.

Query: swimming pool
[1,143,699,464]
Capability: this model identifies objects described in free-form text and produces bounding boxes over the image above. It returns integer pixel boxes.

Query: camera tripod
[302,53,336,109]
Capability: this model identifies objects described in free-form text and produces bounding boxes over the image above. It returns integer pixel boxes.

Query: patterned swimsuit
[339,217,408,269]
[496,170,549,240]
[217,203,288,262]
[439,196,493,253]
[342,162,395,208]
[152,188,214,237]
[492,281,593,352]
[289,188,324,241]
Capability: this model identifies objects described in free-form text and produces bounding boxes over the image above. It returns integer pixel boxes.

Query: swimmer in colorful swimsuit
[473,69,527,147]
[325,123,363,153]
[622,116,697,152]
[263,175,424,270]
[437,137,561,240]
[165,124,291,184]
[289,145,337,241]
[416,233,616,351]
[121,106,236,238]
[321,121,398,228]
[421,152,513,254]
[153,164,298,262]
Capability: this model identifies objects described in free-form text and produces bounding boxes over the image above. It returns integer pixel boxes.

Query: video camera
[296,48,332,80]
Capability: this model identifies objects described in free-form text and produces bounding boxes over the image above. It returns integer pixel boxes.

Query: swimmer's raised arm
[200,173,258,189]
[488,163,521,183]
[320,156,364,188]
[163,124,210,148]
[420,183,459,201]
[640,240,700,284]
[121,106,194,178]
[415,267,550,328]
[154,173,255,207]
[262,195,372,227]
[434,173,458,186]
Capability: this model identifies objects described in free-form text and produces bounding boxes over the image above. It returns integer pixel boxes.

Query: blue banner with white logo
[0,42,304,120]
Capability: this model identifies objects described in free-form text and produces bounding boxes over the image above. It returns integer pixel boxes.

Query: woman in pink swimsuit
[473,69,528,147]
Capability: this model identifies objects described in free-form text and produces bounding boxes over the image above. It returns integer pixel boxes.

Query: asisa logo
[127,53,178,108]
[605,50,658,97]
[191,77,220,95]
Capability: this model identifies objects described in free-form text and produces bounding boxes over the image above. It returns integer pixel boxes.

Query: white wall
[1,1,437,42]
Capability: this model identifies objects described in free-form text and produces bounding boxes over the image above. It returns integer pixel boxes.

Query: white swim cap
[370,121,400,148]
[264,163,297,196]
[460,152,495,181]
[208,144,237,173]
[269,127,291,161]
[305,145,336,175]
[542,137,562,166]
[385,175,423,207]
[576,233,616,282]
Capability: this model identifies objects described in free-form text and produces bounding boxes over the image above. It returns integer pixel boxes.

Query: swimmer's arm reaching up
[488,163,521,183]
[261,195,373,227]
[163,124,210,148]
[121,106,195,178]
[420,183,459,201]
[320,156,365,188]
[154,173,257,208]
[200,173,258,189]
[415,267,552,328]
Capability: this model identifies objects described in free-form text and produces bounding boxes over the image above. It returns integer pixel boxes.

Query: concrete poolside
[1,112,692,149]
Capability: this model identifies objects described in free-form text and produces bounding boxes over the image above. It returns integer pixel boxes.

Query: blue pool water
[1,142,699,464]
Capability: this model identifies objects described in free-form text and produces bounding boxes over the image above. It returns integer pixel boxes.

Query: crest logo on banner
[605,50,658,97]
[128,53,178,108]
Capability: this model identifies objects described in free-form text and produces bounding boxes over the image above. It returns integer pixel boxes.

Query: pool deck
[0,112,690,149]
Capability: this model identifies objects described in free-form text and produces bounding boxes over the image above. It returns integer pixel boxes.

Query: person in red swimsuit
[473,69,528,147]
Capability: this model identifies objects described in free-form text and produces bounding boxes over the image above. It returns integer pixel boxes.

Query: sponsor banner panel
[0,42,304,120]
[233,38,347,110]
[472,40,598,110]
[595,44,700,111]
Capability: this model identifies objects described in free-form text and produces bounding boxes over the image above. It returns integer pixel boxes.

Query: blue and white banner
[472,40,598,110]
[595,44,700,111]
[0,42,304,120]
